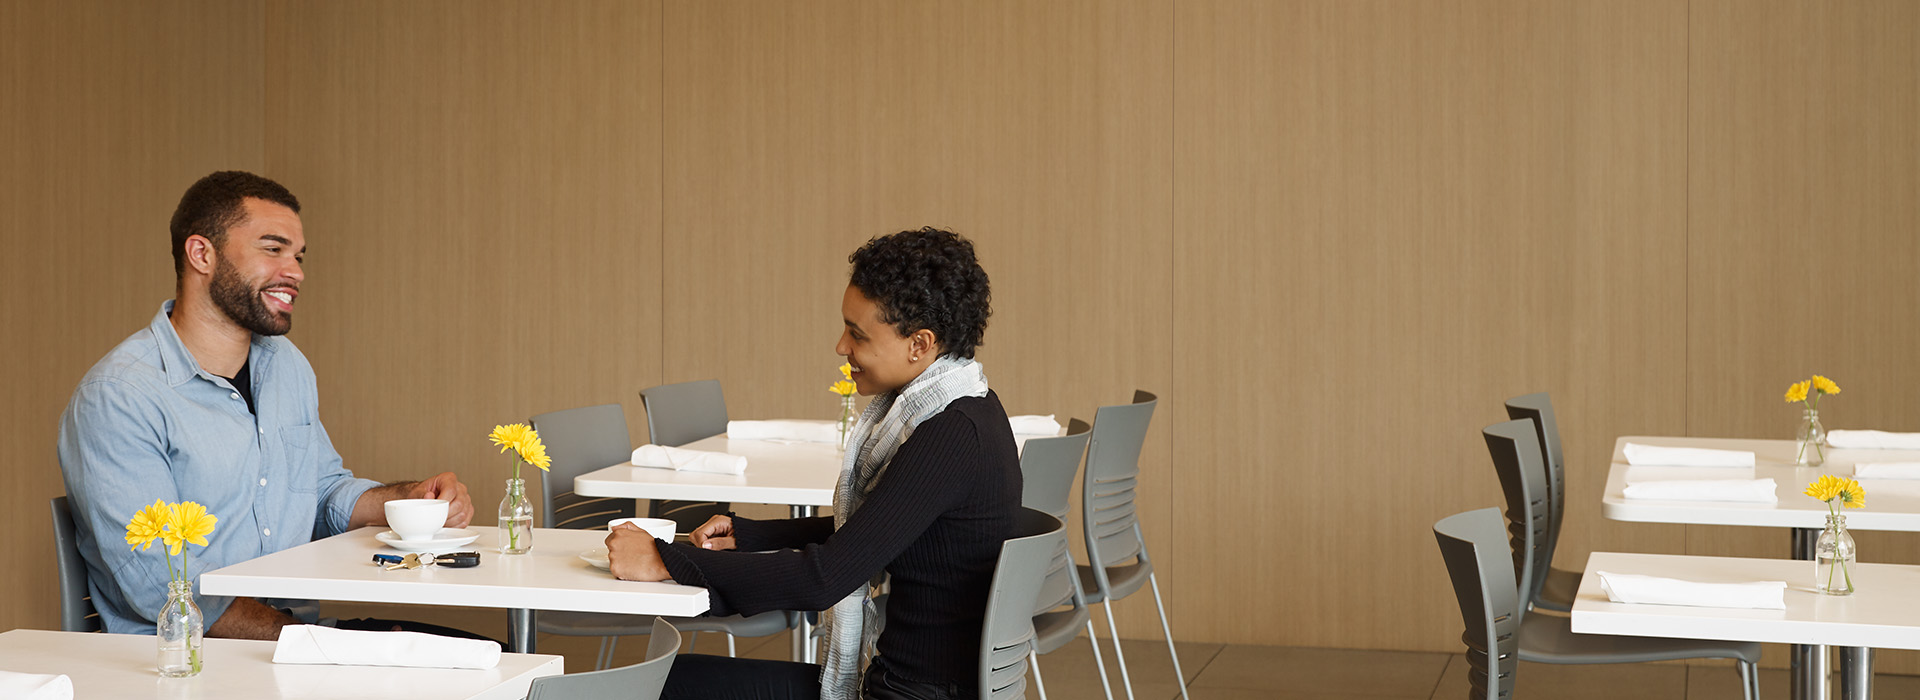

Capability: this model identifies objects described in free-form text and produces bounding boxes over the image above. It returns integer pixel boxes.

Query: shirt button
[230,392,240,400]
[263,528,272,536]
[258,427,265,434]
[259,478,268,486]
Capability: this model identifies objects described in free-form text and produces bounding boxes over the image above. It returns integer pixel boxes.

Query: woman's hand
[689,515,736,550]
[605,523,671,581]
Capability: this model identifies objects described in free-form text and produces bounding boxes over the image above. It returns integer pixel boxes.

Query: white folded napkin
[1596,571,1787,609]
[273,625,501,669]
[1008,414,1062,436]
[0,671,72,700]
[1623,443,1756,467]
[1827,430,1920,450]
[1621,478,1778,503]
[631,444,748,475]
[726,420,840,443]
[1855,462,1920,479]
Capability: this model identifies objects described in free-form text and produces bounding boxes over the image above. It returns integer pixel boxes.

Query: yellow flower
[839,362,853,381]
[489,423,534,454]
[125,499,169,552]
[830,380,857,397]
[1785,380,1809,403]
[161,501,218,556]
[1812,375,1841,396]
[515,435,553,471]
[1805,475,1866,509]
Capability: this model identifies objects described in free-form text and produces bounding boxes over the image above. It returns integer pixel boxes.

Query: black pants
[327,617,506,651]
[660,654,965,700]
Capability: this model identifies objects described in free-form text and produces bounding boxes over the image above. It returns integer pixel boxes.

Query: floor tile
[1430,655,1687,700]
[1028,634,1222,688]
[1190,645,1449,696]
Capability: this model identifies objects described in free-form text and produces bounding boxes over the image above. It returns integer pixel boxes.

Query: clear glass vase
[156,579,204,677]
[1815,513,1856,595]
[1795,407,1826,467]
[837,397,854,451]
[499,477,533,555]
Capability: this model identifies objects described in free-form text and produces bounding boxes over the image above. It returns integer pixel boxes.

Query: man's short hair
[169,171,301,278]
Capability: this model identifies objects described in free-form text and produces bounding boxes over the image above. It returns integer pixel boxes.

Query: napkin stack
[1621,479,1778,503]
[1623,443,1756,467]
[726,420,840,443]
[1596,571,1787,610]
[1855,463,1920,480]
[273,625,501,669]
[0,671,72,700]
[1009,415,1063,436]
[1827,430,1920,450]
[632,444,748,475]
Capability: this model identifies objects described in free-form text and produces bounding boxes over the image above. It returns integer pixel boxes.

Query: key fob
[432,552,480,568]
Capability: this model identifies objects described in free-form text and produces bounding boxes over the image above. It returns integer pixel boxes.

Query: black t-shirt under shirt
[219,360,256,415]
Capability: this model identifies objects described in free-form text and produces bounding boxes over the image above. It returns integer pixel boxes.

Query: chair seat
[538,609,793,638]
[1532,566,1582,612]
[1077,559,1151,604]
[1518,610,1761,665]
[1032,604,1091,655]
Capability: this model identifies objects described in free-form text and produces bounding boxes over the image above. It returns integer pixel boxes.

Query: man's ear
[182,234,217,276]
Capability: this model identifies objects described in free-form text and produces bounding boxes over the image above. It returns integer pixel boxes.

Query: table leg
[1792,527,1829,700]
[1839,647,1873,700]
[510,608,536,654]
[791,504,818,664]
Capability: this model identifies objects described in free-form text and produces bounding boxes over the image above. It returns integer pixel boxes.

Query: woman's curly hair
[848,227,992,360]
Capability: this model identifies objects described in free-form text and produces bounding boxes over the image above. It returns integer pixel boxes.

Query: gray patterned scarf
[818,355,989,699]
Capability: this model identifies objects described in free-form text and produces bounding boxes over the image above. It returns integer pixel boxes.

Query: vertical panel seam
[659,0,667,386]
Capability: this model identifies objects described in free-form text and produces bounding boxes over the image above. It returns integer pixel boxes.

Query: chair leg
[689,630,700,653]
[1739,659,1759,700]
[1100,602,1138,700]
[1031,649,1048,700]
[1147,572,1190,700]
[1085,618,1115,700]
[727,633,737,658]
[596,636,617,671]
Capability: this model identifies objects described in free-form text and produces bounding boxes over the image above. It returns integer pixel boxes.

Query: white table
[0,629,561,700]
[1572,552,1920,700]
[201,527,708,654]
[1600,436,1920,700]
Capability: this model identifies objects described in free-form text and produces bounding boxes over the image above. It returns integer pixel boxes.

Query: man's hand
[405,472,473,528]
[206,597,298,640]
[606,523,672,582]
[689,514,736,550]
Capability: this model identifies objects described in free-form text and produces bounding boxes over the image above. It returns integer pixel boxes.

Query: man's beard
[209,256,293,336]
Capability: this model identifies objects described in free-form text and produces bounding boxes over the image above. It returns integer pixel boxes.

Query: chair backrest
[50,496,101,632]
[1018,419,1092,619]
[1433,508,1519,700]
[639,380,729,447]
[526,617,680,700]
[1082,391,1156,568]
[1483,419,1549,620]
[981,508,1065,700]
[1504,392,1566,565]
[529,404,639,530]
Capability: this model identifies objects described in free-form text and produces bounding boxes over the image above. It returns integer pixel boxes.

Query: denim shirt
[58,301,379,634]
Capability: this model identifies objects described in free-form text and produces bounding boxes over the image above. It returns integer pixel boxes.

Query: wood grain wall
[5,1,1918,670]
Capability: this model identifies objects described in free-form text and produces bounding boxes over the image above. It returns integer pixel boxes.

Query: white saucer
[579,548,611,570]
[375,528,480,552]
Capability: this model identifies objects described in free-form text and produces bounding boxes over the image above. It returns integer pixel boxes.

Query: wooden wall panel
[1174,0,1686,647]
[1687,0,1920,672]
[262,0,663,519]
[0,0,265,636]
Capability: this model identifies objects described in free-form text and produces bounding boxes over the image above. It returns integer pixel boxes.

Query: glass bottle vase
[1795,407,1826,467]
[156,579,204,677]
[499,477,533,555]
[1815,513,1856,596]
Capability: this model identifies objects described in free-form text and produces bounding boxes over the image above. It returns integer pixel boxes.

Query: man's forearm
[206,597,298,640]
[348,481,419,530]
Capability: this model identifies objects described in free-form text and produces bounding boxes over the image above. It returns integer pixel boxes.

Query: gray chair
[638,380,734,529]
[1503,393,1580,612]
[1483,419,1761,699]
[1078,391,1187,700]
[526,617,680,700]
[1433,508,1520,700]
[982,508,1067,700]
[1017,419,1112,700]
[50,496,101,633]
[530,404,792,667]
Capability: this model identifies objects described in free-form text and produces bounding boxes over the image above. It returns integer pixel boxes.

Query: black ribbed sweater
[656,390,1022,690]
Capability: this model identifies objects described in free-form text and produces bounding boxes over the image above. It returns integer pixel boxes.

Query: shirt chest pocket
[279,424,320,493]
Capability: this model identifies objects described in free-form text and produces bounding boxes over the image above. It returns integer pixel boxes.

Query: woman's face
[835,284,937,396]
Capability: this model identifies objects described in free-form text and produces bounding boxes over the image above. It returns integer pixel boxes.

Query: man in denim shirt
[58,171,475,638]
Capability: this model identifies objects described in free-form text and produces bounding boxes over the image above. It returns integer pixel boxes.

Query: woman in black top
[606,227,1021,700]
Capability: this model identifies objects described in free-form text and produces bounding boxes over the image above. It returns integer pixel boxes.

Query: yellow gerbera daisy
[830,380,857,397]
[489,423,534,454]
[516,435,553,471]
[162,501,218,556]
[125,499,169,552]
[1805,475,1866,509]
[1812,375,1841,396]
[1784,380,1809,403]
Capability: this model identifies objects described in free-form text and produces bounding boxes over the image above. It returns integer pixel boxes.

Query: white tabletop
[201,527,710,617]
[574,431,844,506]
[1601,436,1920,530]
[0,629,561,700]
[1571,552,1920,650]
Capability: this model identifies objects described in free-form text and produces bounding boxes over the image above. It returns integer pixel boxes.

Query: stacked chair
[50,496,101,632]
[1016,419,1112,700]
[980,508,1069,700]
[1079,391,1188,700]
[636,380,737,529]
[1502,393,1579,611]
[525,617,680,700]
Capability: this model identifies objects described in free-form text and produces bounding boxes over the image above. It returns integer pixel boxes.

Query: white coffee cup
[608,517,677,542]
[385,499,450,542]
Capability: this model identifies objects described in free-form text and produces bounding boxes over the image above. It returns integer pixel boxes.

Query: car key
[427,552,480,568]
[384,553,422,570]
